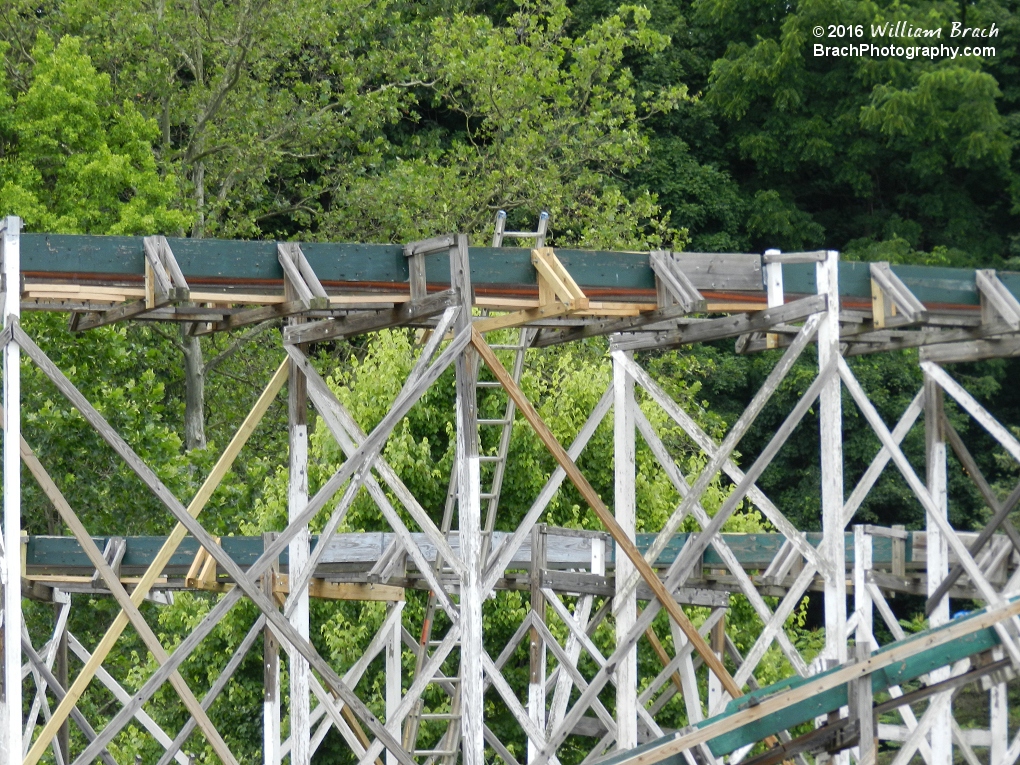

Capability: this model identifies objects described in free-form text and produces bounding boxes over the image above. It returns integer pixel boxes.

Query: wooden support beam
[470,326,745,700]
[870,262,927,328]
[650,251,705,313]
[474,248,588,333]
[927,419,1020,613]
[272,573,404,601]
[976,269,1020,330]
[610,294,826,351]
[918,334,1020,363]
[283,289,458,344]
[15,423,240,764]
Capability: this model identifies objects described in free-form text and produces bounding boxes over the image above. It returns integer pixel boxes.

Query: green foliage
[0,35,188,234]
[324,0,687,248]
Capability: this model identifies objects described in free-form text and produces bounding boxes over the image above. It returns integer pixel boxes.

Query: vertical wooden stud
[990,646,1007,764]
[764,250,783,349]
[614,352,638,750]
[853,526,873,642]
[286,279,311,765]
[386,600,404,765]
[816,250,847,762]
[708,613,727,717]
[528,525,547,762]
[262,566,281,765]
[452,234,483,765]
[1,215,21,759]
[850,641,876,765]
[924,374,952,765]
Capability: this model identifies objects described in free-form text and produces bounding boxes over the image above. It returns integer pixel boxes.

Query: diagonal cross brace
[19,323,468,765]
[470,326,744,700]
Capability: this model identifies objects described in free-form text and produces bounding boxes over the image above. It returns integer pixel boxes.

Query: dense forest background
[2,0,1020,762]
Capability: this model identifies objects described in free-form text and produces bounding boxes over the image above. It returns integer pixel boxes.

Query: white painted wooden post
[528,525,547,763]
[613,352,638,751]
[288,356,311,765]
[924,374,952,765]
[452,234,483,765]
[263,570,281,765]
[816,249,848,763]
[764,249,783,350]
[853,526,872,643]
[386,600,404,765]
[1,215,22,759]
[990,649,1007,764]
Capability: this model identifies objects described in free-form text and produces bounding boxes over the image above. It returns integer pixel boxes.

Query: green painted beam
[25,531,912,576]
[21,234,655,291]
[617,531,911,567]
[20,233,1020,306]
[783,261,1020,307]
[701,605,1002,756]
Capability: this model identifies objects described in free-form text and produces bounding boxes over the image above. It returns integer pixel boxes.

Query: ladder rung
[420,713,461,721]
[415,750,459,757]
[503,231,541,238]
[480,493,496,500]
[476,381,503,388]
[479,455,501,462]
[478,418,508,426]
[489,344,526,350]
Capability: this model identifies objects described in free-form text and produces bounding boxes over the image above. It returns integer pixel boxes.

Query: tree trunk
[181,327,206,450]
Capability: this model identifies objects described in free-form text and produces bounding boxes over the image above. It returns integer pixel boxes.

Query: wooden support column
[1,215,21,759]
[816,250,847,762]
[850,641,876,765]
[54,597,70,764]
[990,647,1008,764]
[614,352,638,751]
[528,525,547,762]
[708,615,727,717]
[263,565,281,765]
[924,374,952,765]
[853,526,873,643]
[386,600,404,765]
[452,234,483,765]
[287,292,311,765]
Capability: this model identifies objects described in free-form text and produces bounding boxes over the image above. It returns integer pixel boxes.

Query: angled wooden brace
[278,242,329,310]
[473,248,588,333]
[870,261,927,329]
[975,269,1020,331]
[533,247,588,310]
[70,237,190,331]
[190,243,330,336]
[144,236,190,308]
[185,537,231,593]
[649,251,705,314]
[90,537,126,585]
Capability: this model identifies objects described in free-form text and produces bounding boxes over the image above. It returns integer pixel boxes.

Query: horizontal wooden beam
[283,289,459,344]
[610,294,827,351]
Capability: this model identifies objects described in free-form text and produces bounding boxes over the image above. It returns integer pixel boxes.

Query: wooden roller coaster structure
[4,215,1020,764]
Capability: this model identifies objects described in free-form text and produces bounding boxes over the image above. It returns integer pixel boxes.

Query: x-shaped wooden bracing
[19,315,470,765]
[608,315,832,688]
[854,531,985,765]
